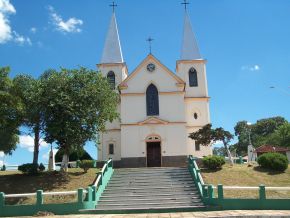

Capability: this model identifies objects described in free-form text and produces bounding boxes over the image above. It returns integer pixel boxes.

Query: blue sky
[0,0,289,166]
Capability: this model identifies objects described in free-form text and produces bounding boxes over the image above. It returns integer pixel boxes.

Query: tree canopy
[189,124,234,164]
[234,116,289,155]
[0,67,23,155]
[41,67,119,170]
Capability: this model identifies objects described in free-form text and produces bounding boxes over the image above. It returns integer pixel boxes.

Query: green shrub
[202,155,225,170]
[39,163,45,172]
[257,152,288,172]
[18,163,39,175]
[79,160,95,173]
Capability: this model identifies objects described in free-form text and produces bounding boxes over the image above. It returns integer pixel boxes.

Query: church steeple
[101,8,123,63]
[180,10,201,60]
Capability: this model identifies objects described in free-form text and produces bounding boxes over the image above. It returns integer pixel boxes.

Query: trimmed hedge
[257,152,288,172]
[18,163,46,175]
[202,155,225,170]
[79,160,95,173]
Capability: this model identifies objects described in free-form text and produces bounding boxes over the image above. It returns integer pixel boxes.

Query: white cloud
[0,0,31,45]
[13,31,32,45]
[241,64,260,72]
[48,6,83,33]
[19,135,48,152]
[30,27,36,33]
[0,151,4,158]
[0,0,15,43]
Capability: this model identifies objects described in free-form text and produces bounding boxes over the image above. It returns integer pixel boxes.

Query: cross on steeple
[146,37,154,54]
[181,0,190,11]
[109,1,117,12]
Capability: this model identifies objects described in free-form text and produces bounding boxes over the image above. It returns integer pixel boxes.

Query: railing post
[78,188,84,203]
[259,184,266,200]
[208,185,214,199]
[0,192,4,207]
[99,172,103,185]
[36,190,43,205]
[91,186,96,201]
[239,156,243,164]
[87,186,92,202]
[196,169,201,184]
[202,185,208,198]
[217,184,224,200]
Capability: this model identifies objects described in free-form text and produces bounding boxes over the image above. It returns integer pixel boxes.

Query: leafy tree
[265,122,290,147]
[234,117,287,151]
[13,75,45,164]
[189,124,234,165]
[0,67,23,154]
[41,67,119,171]
[55,147,93,162]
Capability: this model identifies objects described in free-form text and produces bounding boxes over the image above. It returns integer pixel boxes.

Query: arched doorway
[146,135,161,167]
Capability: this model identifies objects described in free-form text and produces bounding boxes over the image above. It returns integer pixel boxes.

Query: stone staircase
[93,167,205,212]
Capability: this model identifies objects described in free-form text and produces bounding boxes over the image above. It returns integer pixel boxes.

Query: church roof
[119,54,185,89]
[180,11,201,60]
[100,12,123,64]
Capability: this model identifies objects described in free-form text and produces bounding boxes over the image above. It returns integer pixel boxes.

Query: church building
[97,5,212,167]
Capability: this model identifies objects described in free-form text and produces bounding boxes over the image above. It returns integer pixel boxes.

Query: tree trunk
[224,142,234,165]
[61,149,69,172]
[33,124,40,164]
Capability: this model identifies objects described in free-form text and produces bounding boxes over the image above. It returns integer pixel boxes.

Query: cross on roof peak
[146,37,154,54]
[109,1,117,12]
[181,0,190,11]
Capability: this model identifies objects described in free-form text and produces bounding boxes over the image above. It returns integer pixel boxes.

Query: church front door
[146,142,161,167]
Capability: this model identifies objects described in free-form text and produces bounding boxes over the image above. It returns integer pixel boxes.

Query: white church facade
[97,7,212,167]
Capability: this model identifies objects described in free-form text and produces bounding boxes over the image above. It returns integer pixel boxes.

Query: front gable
[138,117,169,125]
[119,54,185,93]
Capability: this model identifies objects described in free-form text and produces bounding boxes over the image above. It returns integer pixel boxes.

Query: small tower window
[146,84,159,116]
[107,71,115,89]
[108,143,114,155]
[194,113,198,120]
[189,68,198,87]
[195,142,200,151]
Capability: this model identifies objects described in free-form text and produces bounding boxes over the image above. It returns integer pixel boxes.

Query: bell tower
[97,3,127,89]
[176,1,211,155]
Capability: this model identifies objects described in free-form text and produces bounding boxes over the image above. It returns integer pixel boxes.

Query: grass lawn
[201,163,290,199]
[0,168,99,205]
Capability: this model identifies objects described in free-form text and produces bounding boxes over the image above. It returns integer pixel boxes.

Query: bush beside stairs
[82,167,206,213]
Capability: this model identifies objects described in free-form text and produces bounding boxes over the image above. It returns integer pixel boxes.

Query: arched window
[146,84,159,116]
[107,71,115,89]
[194,113,198,120]
[189,68,198,87]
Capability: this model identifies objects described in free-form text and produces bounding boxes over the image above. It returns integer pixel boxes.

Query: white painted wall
[99,130,121,161]
[176,61,208,97]
[121,124,188,158]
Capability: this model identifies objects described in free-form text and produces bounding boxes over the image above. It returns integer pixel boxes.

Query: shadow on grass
[253,166,285,175]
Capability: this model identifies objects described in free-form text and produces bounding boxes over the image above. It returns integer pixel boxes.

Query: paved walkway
[21,210,290,218]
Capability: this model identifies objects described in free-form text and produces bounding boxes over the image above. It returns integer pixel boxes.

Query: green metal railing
[0,159,114,217]
[188,155,290,210]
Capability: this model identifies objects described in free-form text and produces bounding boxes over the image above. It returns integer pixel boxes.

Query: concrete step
[100,193,200,199]
[101,191,199,197]
[98,197,202,204]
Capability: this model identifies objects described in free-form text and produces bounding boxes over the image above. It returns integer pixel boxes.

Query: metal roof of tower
[180,11,201,60]
[101,12,123,63]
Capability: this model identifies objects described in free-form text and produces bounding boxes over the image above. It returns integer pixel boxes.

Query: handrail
[198,172,204,185]
[211,186,290,191]
[5,190,88,198]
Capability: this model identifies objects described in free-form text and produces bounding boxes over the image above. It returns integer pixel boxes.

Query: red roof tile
[255,145,290,153]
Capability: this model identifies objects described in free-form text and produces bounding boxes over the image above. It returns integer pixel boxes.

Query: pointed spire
[101,11,123,63]
[180,11,201,60]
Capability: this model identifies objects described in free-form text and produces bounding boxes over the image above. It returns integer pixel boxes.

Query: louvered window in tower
[146,84,159,116]
[189,67,198,87]
[107,71,115,89]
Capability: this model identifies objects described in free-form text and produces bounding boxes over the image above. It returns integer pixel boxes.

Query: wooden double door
[146,142,161,167]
